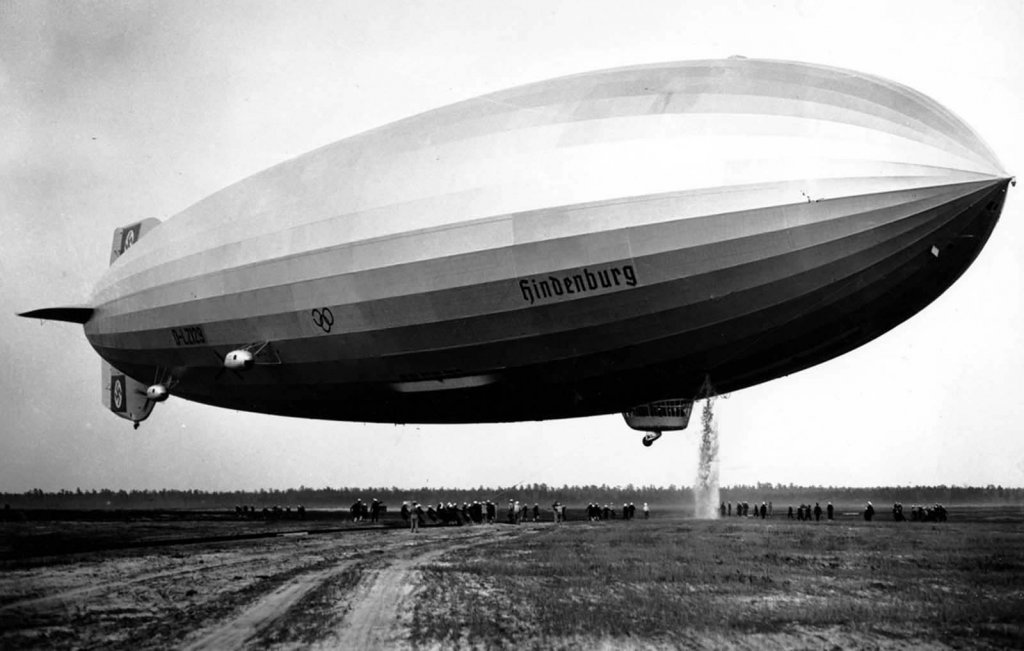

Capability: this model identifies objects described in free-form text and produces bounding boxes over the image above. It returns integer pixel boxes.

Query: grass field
[411,512,1024,649]
[0,506,1021,649]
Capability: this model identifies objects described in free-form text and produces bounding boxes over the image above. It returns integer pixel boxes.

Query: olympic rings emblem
[311,307,335,333]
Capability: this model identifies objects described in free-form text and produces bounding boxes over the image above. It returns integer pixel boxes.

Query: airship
[20,58,1011,444]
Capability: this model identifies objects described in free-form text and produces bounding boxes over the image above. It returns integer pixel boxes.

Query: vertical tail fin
[104,218,163,427]
[109,217,162,265]
[102,362,154,426]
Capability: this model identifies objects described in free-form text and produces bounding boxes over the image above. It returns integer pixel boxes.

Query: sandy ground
[2,517,1020,650]
[0,524,511,650]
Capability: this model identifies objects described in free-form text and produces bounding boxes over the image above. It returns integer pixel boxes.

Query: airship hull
[78,59,1010,424]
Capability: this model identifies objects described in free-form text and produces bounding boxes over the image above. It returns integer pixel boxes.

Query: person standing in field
[410,502,419,532]
[814,502,822,521]
[827,502,834,520]
[864,501,875,521]
[643,502,650,519]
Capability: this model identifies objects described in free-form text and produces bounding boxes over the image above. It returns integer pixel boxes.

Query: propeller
[212,348,256,381]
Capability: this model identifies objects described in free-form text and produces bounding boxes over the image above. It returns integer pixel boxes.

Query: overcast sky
[2,0,1022,493]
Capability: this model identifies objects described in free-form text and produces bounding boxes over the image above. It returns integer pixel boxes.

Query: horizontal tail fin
[18,306,94,324]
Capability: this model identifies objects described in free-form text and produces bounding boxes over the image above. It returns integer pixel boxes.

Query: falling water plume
[693,395,720,519]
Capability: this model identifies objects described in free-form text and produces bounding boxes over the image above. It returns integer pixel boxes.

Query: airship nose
[927,176,1009,281]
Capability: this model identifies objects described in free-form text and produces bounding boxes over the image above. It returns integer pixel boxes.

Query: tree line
[3,483,1021,510]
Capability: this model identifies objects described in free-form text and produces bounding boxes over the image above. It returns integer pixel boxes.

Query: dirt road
[0,524,511,650]
[4,514,1021,649]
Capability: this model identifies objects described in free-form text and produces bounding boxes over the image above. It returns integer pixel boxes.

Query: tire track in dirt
[0,539,334,624]
[0,557,254,616]
[178,534,416,650]
[181,561,354,650]
[0,532,390,648]
[0,527,392,618]
[320,528,527,650]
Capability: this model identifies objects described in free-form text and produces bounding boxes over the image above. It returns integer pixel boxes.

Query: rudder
[109,217,162,265]
[102,362,154,426]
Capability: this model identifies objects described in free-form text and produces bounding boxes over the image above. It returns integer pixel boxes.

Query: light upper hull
[80,59,1010,423]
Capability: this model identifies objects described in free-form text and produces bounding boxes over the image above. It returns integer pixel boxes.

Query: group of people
[891,502,948,522]
[585,502,650,521]
[720,500,837,521]
[359,496,951,531]
[507,500,541,524]
[718,500,948,523]
[397,499,534,530]
[394,498,653,530]
[348,498,385,523]
[241,495,953,529]
[398,500,494,529]
[721,501,772,518]
[790,502,833,521]
[233,504,306,519]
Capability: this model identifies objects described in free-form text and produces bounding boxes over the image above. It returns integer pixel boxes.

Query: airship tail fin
[102,361,155,427]
[109,217,162,265]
